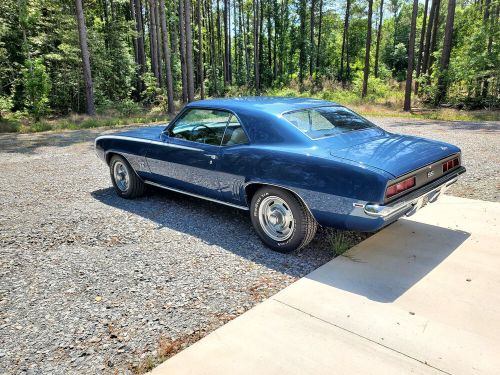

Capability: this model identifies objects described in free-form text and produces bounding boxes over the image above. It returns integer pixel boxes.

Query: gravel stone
[0,117,497,374]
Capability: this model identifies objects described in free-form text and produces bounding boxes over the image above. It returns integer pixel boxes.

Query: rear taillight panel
[443,157,459,173]
[386,176,416,198]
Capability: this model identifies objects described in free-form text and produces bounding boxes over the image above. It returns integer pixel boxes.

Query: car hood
[114,125,166,141]
[328,132,460,177]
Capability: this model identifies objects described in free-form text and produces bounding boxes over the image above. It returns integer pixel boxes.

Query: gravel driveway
[0,117,498,374]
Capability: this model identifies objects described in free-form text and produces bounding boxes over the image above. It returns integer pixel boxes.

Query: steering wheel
[191,124,215,135]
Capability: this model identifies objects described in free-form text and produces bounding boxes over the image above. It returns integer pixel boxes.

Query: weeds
[327,229,371,257]
[130,329,212,374]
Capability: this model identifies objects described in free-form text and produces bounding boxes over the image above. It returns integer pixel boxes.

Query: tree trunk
[253,0,260,92]
[258,0,264,83]
[340,0,351,83]
[315,0,323,76]
[435,0,456,104]
[267,3,272,82]
[228,0,232,83]
[273,0,278,79]
[197,0,205,98]
[155,0,163,87]
[361,0,373,98]
[374,0,384,78]
[159,0,175,113]
[223,0,229,84]
[207,0,218,94]
[233,0,239,83]
[179,0,188,102]
[421,0,436,76]
[415,0,429,94]
[216,0,223,87]
[298,0,306,86]
[148,0,160,84]
[74,0,96,116]
[185,0,195,102]
[481,0,492,98]
[309,0,316,77]
[134,0,147,92]
[404,0,419,111]
[428,0,441,76]
[240,0,250,84]
[130,0,139,66]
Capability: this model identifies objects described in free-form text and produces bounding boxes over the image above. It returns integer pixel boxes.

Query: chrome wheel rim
[258,196,295,241]
[113,161,129,192]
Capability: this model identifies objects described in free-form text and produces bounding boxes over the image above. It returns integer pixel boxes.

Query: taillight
[386,176,416,198]
[443,157,459,173]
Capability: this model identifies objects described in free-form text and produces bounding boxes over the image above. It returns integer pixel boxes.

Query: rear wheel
[109,155,145,199]
[250,186,317,253]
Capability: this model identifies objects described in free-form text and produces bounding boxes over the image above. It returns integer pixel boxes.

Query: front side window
[169,108,231,145]
[283,106,376,139]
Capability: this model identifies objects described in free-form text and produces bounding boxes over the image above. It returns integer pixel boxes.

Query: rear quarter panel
[218,145,391,229]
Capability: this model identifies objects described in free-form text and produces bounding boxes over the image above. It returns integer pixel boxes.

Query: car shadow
[91,186,336,279]
[92,185,470,302]
[304,218,471,303]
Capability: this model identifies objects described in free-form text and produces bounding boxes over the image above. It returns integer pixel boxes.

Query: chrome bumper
[364,166,466,219]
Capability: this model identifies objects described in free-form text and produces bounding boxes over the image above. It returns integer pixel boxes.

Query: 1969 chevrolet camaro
[95,97,466,253]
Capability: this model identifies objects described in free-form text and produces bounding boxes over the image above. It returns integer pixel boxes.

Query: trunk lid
[328,132,460,177]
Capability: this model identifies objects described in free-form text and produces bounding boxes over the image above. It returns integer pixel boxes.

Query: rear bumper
[364,166,466,219]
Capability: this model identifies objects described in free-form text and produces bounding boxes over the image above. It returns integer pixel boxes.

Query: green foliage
[23,58,50,120]
[115,99,143,117]
[0,95,13,119]
[0,0,498,121]
[141,72,162,106]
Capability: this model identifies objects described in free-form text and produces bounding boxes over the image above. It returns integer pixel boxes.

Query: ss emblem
[427,170,435,178]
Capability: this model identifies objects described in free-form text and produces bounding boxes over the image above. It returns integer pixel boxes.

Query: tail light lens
[386,176,416,198]
[443,157,459,173]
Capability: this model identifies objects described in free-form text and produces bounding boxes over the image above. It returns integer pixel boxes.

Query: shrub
[23,58,51,121]
[115,99,142,116]
[0,95,13,119]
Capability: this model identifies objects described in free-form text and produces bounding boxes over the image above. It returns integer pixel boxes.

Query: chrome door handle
[206,154,218,160]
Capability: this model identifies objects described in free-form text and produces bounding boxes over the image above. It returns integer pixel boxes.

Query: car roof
[186,96,338,116]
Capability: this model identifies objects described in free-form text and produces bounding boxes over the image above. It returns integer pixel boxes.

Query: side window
[221,115,249,146]
[169,108,231,146]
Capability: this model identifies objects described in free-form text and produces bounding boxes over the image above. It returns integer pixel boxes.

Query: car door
[145,108,231,200]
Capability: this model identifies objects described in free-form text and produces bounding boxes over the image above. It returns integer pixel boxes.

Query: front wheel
[109,155,145,199]
[250,186,317,253]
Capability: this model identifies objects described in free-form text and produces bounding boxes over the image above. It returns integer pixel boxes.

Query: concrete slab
[152,196,500,375]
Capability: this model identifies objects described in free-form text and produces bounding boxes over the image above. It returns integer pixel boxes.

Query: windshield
[283,106,376,139]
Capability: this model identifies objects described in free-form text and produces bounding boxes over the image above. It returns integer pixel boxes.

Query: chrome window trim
[144,181,249,210]
[164,106,251,147]
[280,105,379,141]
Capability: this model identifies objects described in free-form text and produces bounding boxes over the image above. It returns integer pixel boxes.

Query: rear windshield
[283,106,375,139]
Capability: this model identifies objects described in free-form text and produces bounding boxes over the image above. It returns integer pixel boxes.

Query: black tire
[250,186,317,253]
[109,155,145,199]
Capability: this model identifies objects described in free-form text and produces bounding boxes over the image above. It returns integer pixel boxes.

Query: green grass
[326,229,371,257]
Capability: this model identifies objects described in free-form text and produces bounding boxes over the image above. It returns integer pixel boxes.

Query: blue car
[95,97,465,253]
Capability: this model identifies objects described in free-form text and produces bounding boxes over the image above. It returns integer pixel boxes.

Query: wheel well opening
[244,183,316,219]
[105,152,119,165]
[244,183,265,205]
